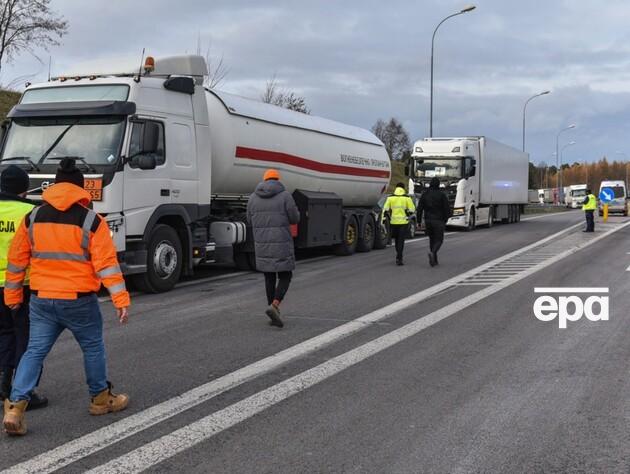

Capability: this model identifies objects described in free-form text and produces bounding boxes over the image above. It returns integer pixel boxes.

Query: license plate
[84,179,103,201]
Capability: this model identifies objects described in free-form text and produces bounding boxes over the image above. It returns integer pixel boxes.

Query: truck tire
[357,214,375,252]
[516,206,521,222]
[406,217,417,239]
[373,220,388,250]
[334,215,359,256]
[487,206,494,228]
[466,208,475,231]
[133,224,183,293]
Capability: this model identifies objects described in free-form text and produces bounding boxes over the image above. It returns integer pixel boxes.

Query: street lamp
[556,124,576,204]
[522,90,551,151]
[615,151,628,190]
[429,5,476,137]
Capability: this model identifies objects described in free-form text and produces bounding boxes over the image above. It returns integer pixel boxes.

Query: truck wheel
[357,215,375,252]
[406,217,417,239]
[373,220,388,250]
[487,207,494,228]
[334,215,359,256]
[516,206,521,222]
[133,224,183,293]
[466,208,475,231]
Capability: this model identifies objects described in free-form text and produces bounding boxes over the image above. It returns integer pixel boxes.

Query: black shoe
[433,252,439,265]
[396,259,403,266]
[0,368,13,401]
[428,252,436,267]
[26,391,48,411]
[265,305,284,328]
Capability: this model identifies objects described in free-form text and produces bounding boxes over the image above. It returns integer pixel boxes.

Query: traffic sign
[599,187,614,204]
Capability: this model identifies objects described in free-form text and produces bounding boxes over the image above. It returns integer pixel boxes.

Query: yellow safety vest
[0,199,34,286]
[383,187,416,225]
[582,194,596,211]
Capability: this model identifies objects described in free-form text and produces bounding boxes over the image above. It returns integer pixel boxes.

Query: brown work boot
[3,399,28,436]
[89,382,129,416]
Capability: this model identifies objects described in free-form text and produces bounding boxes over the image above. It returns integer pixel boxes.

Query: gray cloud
[4,0,630,164]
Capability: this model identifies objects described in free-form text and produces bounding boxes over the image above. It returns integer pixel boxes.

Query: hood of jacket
[255,179,285,199]
[394,187,407,196]
[42,182,91,211]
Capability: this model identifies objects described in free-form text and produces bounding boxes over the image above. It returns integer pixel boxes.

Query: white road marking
[534,287,609,293]
[88,219,630,474]
[3,222,583,474]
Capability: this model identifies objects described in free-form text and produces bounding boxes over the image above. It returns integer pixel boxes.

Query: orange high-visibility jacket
[4,183,130,308]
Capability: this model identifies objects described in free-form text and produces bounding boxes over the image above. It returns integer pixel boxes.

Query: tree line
[528,158,630,191]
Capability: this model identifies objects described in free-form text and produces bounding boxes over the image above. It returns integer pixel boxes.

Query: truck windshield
[414,157,463,179]
[609,186,625,198]
[571,189,586,197]
[1,116,125,167]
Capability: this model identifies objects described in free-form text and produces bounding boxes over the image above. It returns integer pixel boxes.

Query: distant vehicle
[538,188,553,204]
[528,189,540,203]
[409,137,529,230]
[598,180,627,216]
[566,184,587,209]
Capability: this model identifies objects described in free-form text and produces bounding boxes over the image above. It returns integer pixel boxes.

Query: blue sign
[599,187,614,203]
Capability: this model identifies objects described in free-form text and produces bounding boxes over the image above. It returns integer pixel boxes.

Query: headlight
[452,207,465,216]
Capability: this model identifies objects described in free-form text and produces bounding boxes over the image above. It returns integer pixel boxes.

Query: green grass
[0,89,20,121]
[523,204,573,214]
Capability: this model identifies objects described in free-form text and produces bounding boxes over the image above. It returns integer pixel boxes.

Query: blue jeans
[10,294,108,401]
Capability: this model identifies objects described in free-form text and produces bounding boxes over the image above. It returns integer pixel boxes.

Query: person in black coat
[417,177,451,267]
[247,169,300,328]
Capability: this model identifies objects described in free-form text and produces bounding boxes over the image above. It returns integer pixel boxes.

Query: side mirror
[470,166,476,177]
[141,122,160,154]
[404,163,411,176]
[135,155,157,170]
[0,120,9,147]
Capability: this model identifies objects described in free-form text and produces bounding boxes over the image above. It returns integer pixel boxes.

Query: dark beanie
[429,177,440,189]
[55,158,84,188]
[1,165,29,195]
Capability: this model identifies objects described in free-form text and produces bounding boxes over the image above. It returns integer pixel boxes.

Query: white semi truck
[409,137,528,229]
[0,55,391,292]
[566,184,587,208]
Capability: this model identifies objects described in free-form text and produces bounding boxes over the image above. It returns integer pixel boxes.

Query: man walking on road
[382,182,416,266]
[582,188,596,232]
[247,169,300,328]
[0,166,47,410]
[417,177,451,267]
[2,159,131,436]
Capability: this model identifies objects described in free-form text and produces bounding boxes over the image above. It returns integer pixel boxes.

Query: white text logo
[533,287,609,329]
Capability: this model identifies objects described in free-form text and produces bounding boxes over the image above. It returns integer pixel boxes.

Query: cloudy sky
[4,0,630,165]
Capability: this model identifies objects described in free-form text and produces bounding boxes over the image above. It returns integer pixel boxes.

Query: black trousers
[390,224,407,261]
[0,287,31,371]
[425,219,446,255]
[264,272,293,306]
[585,210,595,232]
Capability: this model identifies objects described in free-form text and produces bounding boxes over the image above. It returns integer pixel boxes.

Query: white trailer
[0,55,391,292]
[566,184,587,208]
[409,137,528,229]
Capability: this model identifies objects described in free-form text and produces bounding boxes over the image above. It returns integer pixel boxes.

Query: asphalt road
[2,211,629,473]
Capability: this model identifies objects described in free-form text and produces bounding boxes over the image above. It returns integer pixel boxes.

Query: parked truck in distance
[565,184,587,208]
[409,137,528,230]
[0,55,392,292]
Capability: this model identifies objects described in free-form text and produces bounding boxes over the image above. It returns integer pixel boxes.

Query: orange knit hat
[263,169,281,181]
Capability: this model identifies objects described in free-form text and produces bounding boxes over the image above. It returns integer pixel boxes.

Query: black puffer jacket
[417,188,451,223]
[246,180,300,272]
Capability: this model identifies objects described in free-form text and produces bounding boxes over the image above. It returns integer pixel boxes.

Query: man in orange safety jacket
[2,158,131,436]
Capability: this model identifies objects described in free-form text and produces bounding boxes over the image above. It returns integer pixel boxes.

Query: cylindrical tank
[206,90,390,207]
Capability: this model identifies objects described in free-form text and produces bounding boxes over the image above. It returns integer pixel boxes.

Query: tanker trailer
[1,55,391,292]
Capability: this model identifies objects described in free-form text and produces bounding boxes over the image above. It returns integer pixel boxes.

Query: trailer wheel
[334,215,359,256]
[466,208,476,231]
[373,220,388,250]
[516,206,521,222]
[487,206,494,228]
[132,224,182,293]
[357,214,375,252]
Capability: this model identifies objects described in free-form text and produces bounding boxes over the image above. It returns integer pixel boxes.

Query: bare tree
[196,37,229,89]
[261,75,310,114]
[0,0,67,74]
[372,118,411,161]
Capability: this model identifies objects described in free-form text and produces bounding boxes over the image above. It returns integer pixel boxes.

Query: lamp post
[556,124,576,204]
[429,5,476,137]
[615,151,628,190]
[522,90,550,152]
[559,141,576,205]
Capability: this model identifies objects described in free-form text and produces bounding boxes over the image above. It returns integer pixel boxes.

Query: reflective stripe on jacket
[382,187,416,225]
[0,196,34,287]
[583,194,597,211]
[5,182,130,308]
